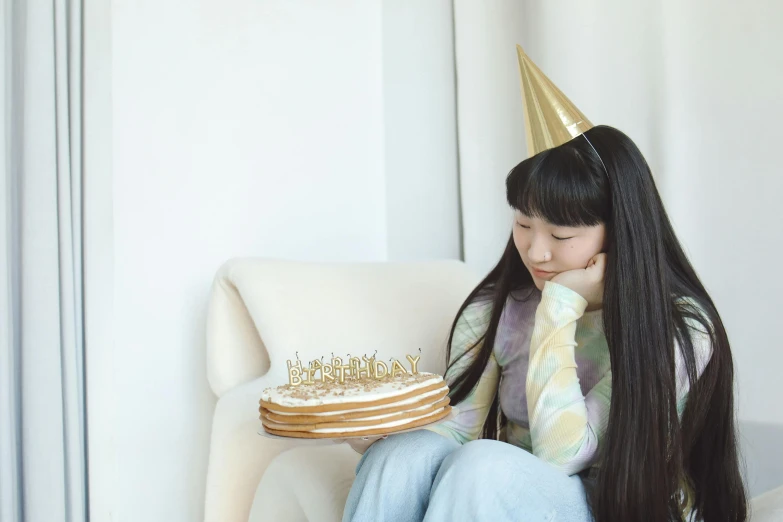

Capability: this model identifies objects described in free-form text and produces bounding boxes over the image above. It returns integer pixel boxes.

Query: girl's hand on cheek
[551,253,606,311]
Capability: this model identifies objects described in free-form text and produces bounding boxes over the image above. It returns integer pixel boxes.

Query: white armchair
[203,258,783,522]
[203,259,481,522]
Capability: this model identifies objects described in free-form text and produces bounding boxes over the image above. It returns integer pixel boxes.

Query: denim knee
[436,439,535,488]
[438,439,493,471]
[344,431,460,522]
[357,429,459,475]
[430,439,591,521]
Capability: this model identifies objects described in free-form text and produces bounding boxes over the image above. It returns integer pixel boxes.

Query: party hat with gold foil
[516,45,593,156]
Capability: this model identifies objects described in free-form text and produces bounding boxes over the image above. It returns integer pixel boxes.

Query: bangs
[506,144,609,227]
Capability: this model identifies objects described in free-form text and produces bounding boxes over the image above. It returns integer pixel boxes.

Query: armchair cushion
[249,445,360,522]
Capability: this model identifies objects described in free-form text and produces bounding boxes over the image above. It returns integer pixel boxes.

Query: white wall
[383,0,461,261]
[657,1,783,494]
[452,0,527,272]
[86,1,460,521]
[657,0,783,427]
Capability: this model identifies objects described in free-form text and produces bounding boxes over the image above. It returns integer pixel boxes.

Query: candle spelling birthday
[286,353,421,386]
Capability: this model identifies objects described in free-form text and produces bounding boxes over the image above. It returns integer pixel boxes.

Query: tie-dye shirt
[425,281,713,477]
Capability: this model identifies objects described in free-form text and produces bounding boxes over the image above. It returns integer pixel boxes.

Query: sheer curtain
[1,1,87,521]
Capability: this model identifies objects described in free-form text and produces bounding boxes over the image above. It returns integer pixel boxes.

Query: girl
[341,125,747,522]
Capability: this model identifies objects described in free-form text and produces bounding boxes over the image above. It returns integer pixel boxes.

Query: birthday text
[286,354,421,386]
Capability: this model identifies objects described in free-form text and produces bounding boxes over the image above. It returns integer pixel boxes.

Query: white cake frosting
[261,372,444,408]
[268,387,446,416]
[351,401,443,422]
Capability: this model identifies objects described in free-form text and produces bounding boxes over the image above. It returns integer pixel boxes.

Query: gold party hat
[516,45,593,156]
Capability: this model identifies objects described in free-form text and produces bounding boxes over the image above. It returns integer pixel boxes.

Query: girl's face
[512,210,607,291]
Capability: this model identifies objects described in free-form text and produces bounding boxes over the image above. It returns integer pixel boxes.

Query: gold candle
[320,364,335,382]
[362,355,376,378]
[287,360,303,386]
[390,359,408,378]
[331,357,351,384]
[373,360,389,379]
[406,354,421,374]
[301,365,316,385]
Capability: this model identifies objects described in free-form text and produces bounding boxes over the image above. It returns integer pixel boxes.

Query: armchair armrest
[204,372,301,522]
[207,259,271,397]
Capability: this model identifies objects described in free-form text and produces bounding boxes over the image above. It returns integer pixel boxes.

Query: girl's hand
[551,253,606,311]
[334,435,388,454]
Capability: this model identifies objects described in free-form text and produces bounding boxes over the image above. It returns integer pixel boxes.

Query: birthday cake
[259,355,452,439]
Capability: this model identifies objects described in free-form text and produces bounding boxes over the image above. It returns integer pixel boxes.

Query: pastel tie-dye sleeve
[526,282,605,475]
[527,282,714,476]
[424,299,499,445]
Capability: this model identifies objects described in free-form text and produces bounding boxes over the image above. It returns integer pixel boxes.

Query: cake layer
[262,406,452,439]
[260,387,449,424]
[261,397,451,431]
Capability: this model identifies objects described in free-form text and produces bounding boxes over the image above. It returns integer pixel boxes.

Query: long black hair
[444,125,747,521]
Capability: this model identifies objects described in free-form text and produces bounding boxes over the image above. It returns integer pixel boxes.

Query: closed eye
[552,235,573,241]
[516,222,530,229]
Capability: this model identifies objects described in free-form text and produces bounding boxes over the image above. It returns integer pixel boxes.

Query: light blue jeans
[342,429,593,522]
